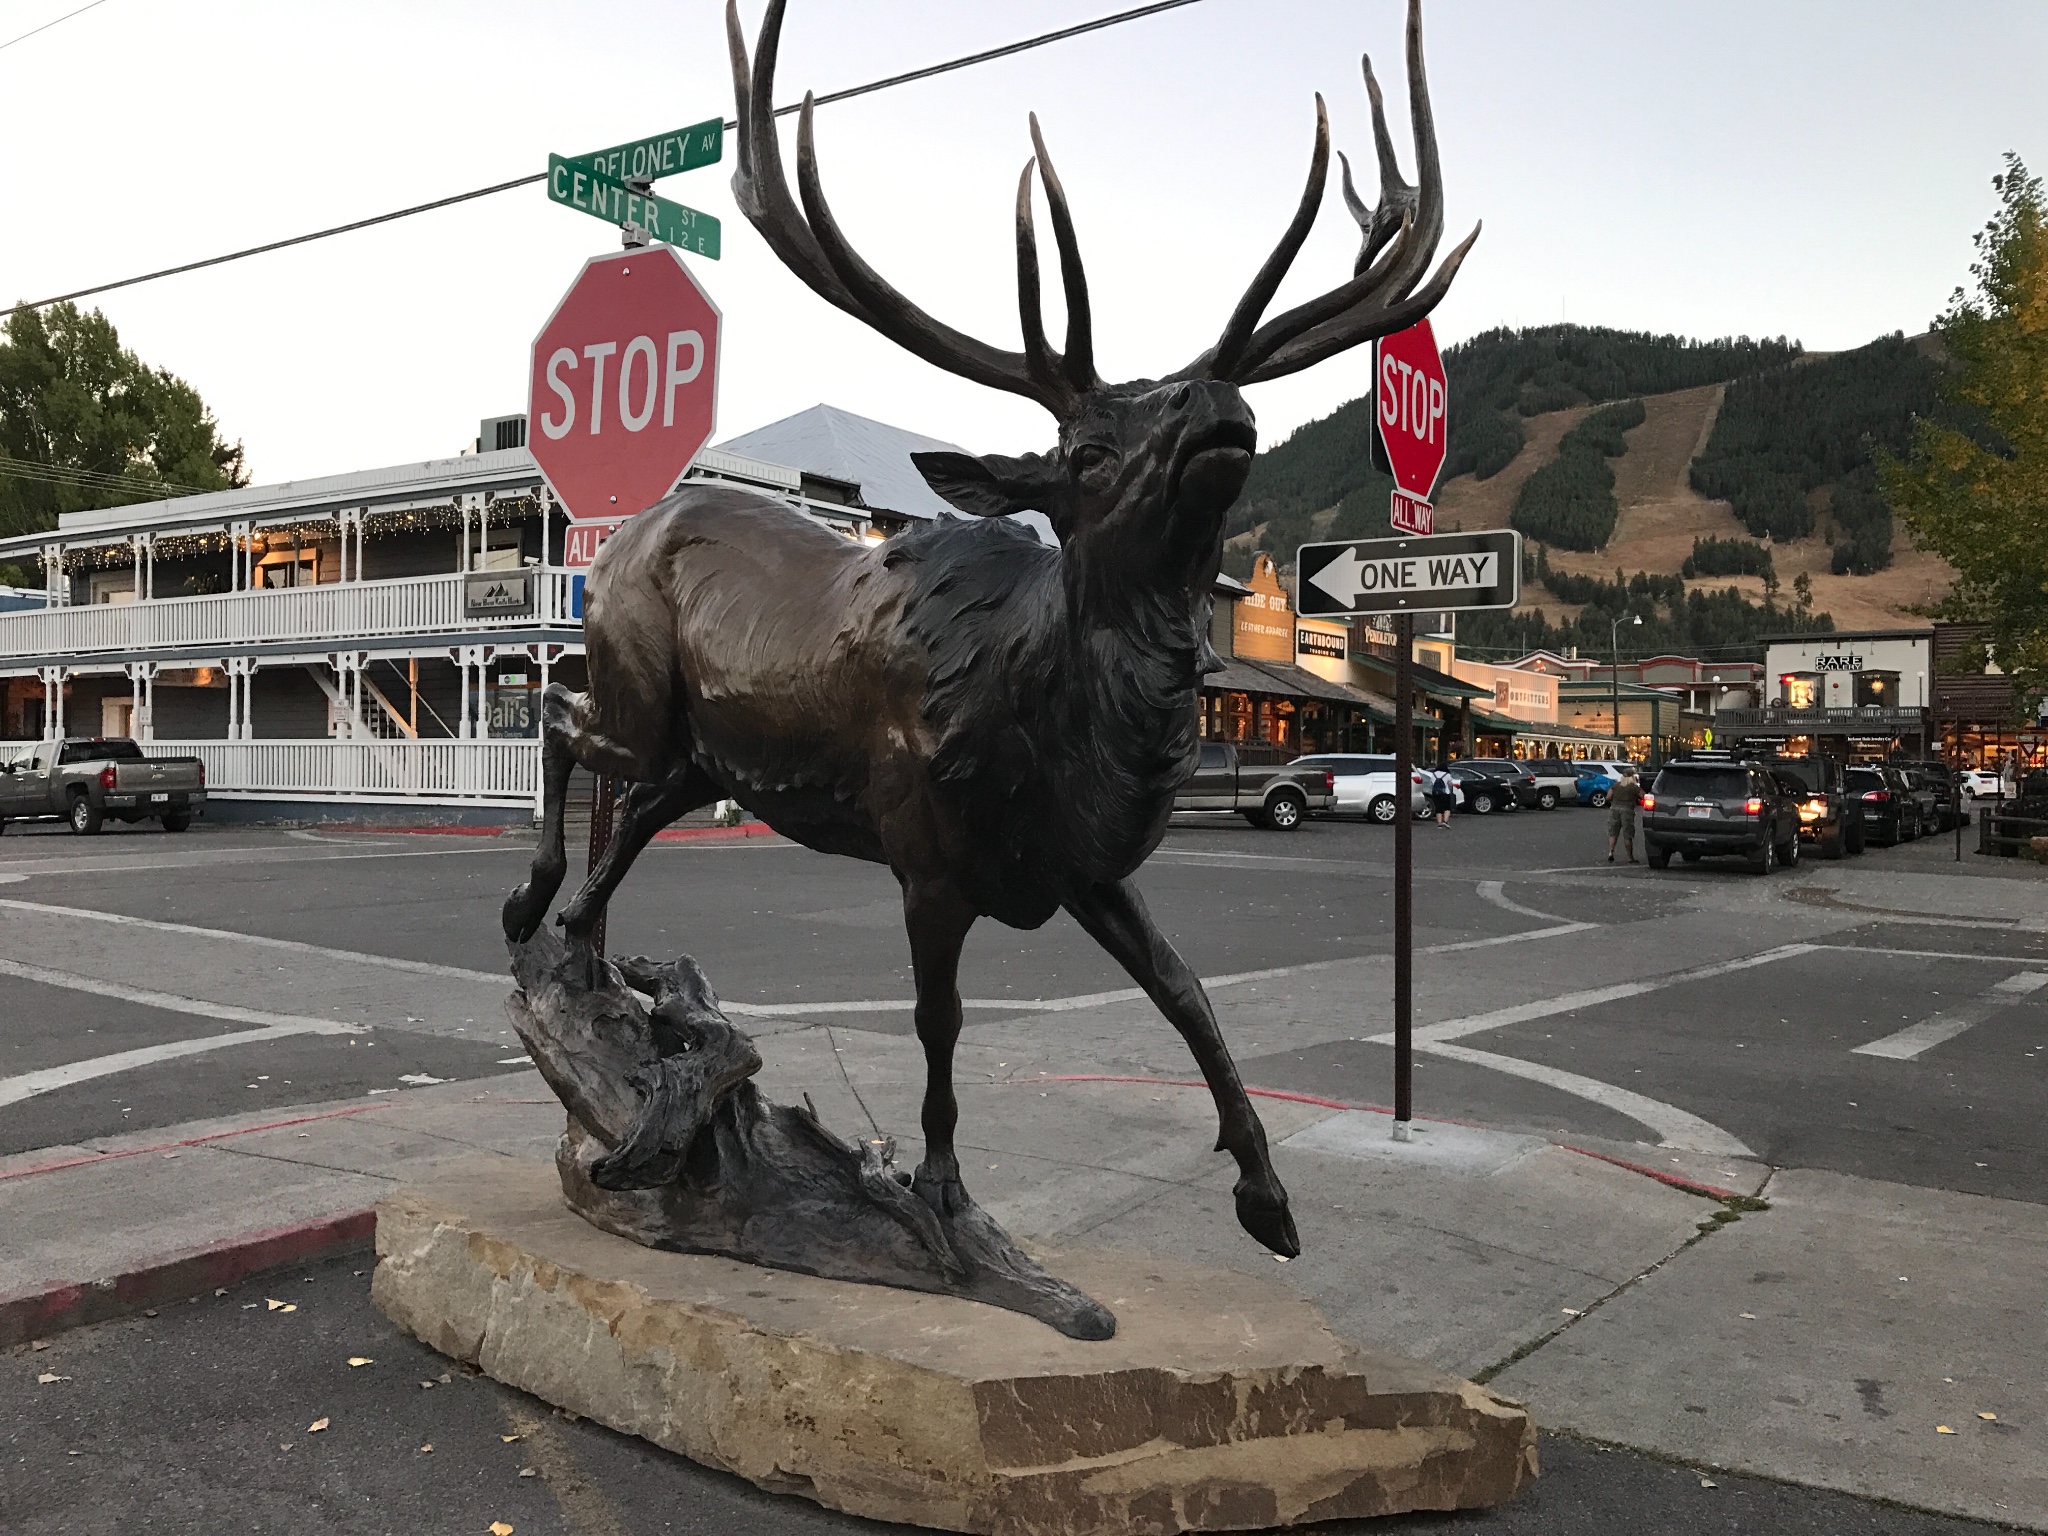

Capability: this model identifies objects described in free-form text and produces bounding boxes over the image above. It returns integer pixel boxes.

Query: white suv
[1291,754,1428,823]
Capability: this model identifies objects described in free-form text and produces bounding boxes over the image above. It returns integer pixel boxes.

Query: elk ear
[912,450,1063,520]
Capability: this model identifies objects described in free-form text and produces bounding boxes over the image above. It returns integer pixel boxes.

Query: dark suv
[1844,763,1916,845]
[1448,759,1540,809]
[1643,756,1801,873]
[1759,754,1865,859]
[1904,762,1959,831]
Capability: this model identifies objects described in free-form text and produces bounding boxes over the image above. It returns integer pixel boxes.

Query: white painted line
[1367,944,1820,1048]
[1415,1040,1756,1157]
[1852,972,2048,1060]
[0,898,507,985]
[1475,879,1581,926]
[1426,921,1595,953]
[0,959,364,1108]
[1812,944,2048,964]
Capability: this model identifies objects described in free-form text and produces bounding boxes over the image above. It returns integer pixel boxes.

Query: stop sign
[1373,317,1448,500]
[528,246,720,522]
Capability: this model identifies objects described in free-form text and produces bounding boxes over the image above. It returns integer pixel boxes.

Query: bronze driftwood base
[506,927,1115,1340]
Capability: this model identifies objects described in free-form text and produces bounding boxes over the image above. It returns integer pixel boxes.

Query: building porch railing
[1717,706,1928,731]
[0,568,580,661]
[149,738,539,806]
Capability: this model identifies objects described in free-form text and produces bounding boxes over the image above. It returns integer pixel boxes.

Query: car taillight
[197,762,206,787]
[1640,792,1656,809]
[1863,789,1890,802]
[1744,797,1763,816]
[98,765,116,789]
[1322,771,1335,793]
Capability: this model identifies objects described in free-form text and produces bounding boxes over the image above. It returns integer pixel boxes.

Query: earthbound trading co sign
[1296,626,1348,660]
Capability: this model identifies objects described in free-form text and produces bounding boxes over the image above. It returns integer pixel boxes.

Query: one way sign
[1295,530,1521,616]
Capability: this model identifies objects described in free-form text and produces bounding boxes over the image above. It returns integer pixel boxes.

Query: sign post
[1372,318,1449,538]
[1298,529,1519,1141]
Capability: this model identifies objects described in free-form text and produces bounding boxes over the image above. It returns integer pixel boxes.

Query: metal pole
[1611,616,1622,756]
[587,773,616,959]
[1392,611,1414,1141]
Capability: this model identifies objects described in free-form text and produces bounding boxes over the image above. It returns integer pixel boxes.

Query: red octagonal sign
[1374,317,1448,501]
[528,246,720,523]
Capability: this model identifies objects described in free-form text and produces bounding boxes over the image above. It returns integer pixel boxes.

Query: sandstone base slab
[372,1160,1536,1534]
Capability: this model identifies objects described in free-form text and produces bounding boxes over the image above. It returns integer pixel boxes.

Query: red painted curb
[651,822,779,844]
[0,1208,376,1350]
[1555,1144,1742,1201]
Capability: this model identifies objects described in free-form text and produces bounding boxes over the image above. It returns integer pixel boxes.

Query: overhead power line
[4,0,1205,320]
[0,453,210,500]
[0,0,111,56]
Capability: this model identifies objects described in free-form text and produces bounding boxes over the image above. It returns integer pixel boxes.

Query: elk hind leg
[559,763,721,940]
[1064,877,1299,1258]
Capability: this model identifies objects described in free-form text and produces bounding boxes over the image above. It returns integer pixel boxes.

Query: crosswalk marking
[1852,972,2048,1061]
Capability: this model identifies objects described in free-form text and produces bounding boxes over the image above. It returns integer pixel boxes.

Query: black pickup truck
[0,738,207,835]
[1173,742,1336,830]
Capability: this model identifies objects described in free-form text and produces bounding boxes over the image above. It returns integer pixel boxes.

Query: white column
[54,667,66,737]
[457,649,472,739]
[141,665,157,741]
[129,664,143,734]
[132,537,143,600]
[145,534,155,599]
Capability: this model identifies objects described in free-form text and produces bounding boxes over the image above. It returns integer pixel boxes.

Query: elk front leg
[1064,877,1300,1258]
[502,685,584,943]
[559,765,721,940]
[902,882,977,1218]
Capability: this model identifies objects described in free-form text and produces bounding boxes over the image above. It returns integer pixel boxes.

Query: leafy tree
[1886,154,2048,715]
[0,302,247,572]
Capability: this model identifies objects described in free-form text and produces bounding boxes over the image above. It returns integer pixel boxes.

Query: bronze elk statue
[502,0,1474,1335]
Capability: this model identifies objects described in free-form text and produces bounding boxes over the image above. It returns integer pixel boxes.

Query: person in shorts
[1431,766,1457,827]
[1606,769,1642,863]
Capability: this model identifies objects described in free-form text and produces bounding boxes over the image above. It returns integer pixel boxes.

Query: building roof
[1759,628,1933,645]
[717,404,967,523]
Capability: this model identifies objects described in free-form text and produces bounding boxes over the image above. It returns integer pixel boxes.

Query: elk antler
[1178,0,1480,386]
[727,0,1094,415]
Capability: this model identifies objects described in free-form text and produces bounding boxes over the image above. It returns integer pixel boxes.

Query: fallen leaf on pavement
[308,1418,329,1433]
[518,1467,537,1478]
[215,1289,227,1298]
[420,1443,433,1453]
[490,1524,515,1535]
[1979,1412,1998,1421]
[1739,1313,1756,1320]
[1699,1478,1717,1489]
[347,1358,373,1368]
[30,1341,48,1351]
[439,1373,452,1384]
[420,1381,437,1390]
[279,1304,297,1314]
[500,1434,522,1444]
[37,1372,70,1384]
[1936,1426,1956,1435]
[266,1299,285,1311]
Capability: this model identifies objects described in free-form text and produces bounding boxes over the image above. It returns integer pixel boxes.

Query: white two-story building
[0,410,914,823]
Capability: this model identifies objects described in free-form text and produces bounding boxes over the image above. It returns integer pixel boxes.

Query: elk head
[726,0,1477,587]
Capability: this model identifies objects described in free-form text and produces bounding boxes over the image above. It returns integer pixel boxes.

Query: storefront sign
[1296,624,1348,660]
[1231,553,1295,662]
[1813,654,1863,671]
[463,570,534,619]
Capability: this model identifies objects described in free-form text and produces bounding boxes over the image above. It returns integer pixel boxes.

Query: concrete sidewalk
[7,1027,2044,1529]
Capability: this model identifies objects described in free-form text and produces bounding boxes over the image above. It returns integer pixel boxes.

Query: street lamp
[1612,613,1641,758]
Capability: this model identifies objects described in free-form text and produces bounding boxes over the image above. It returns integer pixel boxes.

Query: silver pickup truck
[1173,742,1336,830]
[0,738,207,835]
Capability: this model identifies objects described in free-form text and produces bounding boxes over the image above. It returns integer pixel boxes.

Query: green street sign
[565,117,723,185]
[547,156,721,259]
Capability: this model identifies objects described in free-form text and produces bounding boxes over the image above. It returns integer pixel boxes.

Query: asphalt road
[4,805,2042,1201]
[1,1251,2006,1536]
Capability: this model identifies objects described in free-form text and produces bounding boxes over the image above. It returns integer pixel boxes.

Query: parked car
[1891,765,1944,837]
[1443,764,1516,815]
[1960,767,2003,801]
[1641,757,1800,873]
[1448,759,1539,809]
[1843,763,1915,846]
[1756,753,1865,858]
[1575,763,1642,808]
[1515,758,1586,810]
[1175,742,1336,830]
[1899,762,1958,832]
[0,737,206,835]
[1290,754,1428,824]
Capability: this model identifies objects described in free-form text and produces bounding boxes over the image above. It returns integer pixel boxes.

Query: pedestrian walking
[1606,768,1642,863]
[2000,751,2020,801]
[1431,766,1457,827]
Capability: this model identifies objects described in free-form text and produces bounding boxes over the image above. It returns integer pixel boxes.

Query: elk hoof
[1234,1174,1300,1259]
[912,1158,970,1218]
[503,884,547,944]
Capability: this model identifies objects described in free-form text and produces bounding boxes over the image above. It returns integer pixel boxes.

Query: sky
[3,0,2045,487]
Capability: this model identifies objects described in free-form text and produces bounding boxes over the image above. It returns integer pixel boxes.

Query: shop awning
[1469,708,1526,737]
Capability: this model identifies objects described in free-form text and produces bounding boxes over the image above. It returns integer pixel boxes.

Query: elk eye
[1072,445,1116,480]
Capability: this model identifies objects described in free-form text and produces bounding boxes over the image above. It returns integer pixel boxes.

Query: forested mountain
[1689,333,1944,572]
[1232,325,1802,541]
